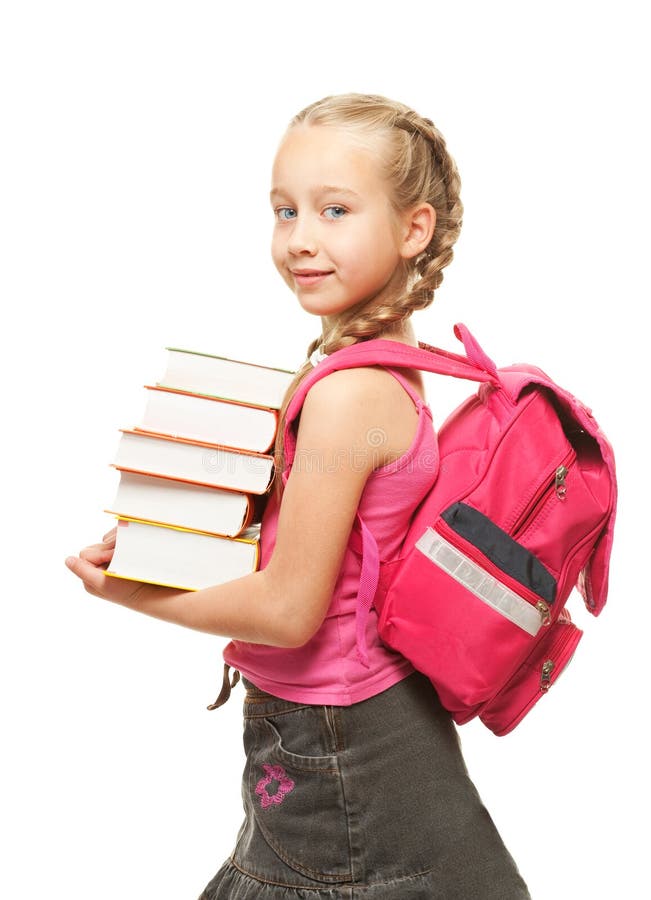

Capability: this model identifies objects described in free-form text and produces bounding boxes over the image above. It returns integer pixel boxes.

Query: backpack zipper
[535,600,551,627]
[511,450,575,541]
[539,615,579,692]
[540,658,554,691]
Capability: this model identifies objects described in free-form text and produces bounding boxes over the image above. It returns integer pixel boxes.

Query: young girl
[66,93,531,899]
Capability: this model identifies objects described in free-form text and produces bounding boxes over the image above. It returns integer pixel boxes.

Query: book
[106,470,258,537]
[159,347,295,410]
[105,518,261,591]
[112,429,275,494]
[137,385,278,453]
[102,344,288,590]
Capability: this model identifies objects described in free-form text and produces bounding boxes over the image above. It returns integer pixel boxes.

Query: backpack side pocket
[479,613,582,736]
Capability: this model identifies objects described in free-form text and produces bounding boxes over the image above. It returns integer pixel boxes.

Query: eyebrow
[269,185,362,202]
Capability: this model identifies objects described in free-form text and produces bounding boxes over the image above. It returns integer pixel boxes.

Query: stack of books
[104,347,295,591]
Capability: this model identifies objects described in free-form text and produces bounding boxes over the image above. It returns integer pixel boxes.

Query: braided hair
[271,93,463,501]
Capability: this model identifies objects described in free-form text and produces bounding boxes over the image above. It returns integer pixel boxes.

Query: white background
[1,2,648,898]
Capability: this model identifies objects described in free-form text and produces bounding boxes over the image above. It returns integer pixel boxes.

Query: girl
[66,93,531,899]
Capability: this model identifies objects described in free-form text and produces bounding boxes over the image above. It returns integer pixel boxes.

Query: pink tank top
[222,366,438,705]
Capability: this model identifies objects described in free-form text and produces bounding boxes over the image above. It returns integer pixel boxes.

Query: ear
[398,202,436,260]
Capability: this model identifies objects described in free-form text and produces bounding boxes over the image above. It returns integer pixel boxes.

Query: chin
[297,298,362,319]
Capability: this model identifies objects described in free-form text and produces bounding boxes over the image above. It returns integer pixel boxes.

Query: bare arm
[65,368,387,648]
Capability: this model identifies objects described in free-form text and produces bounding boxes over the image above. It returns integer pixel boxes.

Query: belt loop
[206,663,241,711]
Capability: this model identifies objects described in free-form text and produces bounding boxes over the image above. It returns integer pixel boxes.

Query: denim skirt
[198,669,530,899]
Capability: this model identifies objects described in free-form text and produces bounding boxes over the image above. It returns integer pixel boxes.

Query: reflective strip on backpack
[415,529,542,636]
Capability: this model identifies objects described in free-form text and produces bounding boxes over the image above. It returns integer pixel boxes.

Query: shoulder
[303,365,395,417]
[299,366,422,469]
[305,363,425,405]
[292,368,384,476]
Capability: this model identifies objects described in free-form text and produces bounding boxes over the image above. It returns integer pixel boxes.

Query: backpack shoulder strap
[281,324,498,470]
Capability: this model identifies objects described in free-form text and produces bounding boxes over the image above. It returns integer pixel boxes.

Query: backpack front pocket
[479,614,583,735]
[377,509,557,720]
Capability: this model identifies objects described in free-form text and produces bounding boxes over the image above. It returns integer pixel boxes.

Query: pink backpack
[281,325,617,735]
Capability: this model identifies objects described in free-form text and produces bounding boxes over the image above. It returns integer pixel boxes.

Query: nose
[286,215,317,256]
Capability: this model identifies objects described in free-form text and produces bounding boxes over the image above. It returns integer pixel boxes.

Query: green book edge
[165,347,296,375]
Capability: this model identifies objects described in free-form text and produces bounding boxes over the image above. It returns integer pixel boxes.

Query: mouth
[292,268,333,275]
[292,268,333,286]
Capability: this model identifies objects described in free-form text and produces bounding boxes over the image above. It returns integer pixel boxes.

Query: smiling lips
[292,268,333,285]
[292,268,333,275]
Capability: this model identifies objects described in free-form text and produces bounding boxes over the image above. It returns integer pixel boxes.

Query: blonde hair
[270,92,463,502]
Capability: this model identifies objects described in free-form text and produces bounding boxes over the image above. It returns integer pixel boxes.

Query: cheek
[271,232,285,271]
[271,235,296,291]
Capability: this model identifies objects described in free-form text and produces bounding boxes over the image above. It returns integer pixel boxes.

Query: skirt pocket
[245,707,352,884]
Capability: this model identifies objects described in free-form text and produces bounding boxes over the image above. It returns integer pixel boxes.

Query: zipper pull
[555,465,568,500]
[536,600,551,626]
[540,659,554,692]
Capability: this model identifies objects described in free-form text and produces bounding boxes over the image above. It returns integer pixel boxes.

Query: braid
[268,94,464,505]
[272,337,323,482]
[392,112,464,310]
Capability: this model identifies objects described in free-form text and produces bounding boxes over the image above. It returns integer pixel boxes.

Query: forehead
[271,125,387,197]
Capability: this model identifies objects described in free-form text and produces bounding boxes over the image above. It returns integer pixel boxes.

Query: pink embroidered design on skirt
[255,763,295,809]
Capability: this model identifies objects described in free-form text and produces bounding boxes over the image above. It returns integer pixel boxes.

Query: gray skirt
[199,669,531,899]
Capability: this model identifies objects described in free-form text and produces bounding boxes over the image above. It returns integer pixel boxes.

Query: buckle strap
[207,663,241,710]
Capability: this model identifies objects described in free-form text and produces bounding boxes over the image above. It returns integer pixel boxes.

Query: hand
[65,526,149,608]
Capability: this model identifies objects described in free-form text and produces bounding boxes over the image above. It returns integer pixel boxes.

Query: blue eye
[275,207,297,221]
[324,206,347,220]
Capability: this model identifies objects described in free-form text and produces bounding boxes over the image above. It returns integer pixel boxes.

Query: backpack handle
[453,323,499,375]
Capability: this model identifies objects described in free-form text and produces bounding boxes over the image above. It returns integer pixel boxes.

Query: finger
[102,526,117,544]
[65,555,109,594]
[80,544,114,566]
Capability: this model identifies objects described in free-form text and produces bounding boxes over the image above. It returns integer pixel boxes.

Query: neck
[376,318,418,347]
[319,316,417,349]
